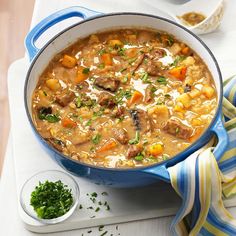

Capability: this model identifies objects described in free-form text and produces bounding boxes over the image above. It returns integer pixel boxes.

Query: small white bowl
[20,170,79,224]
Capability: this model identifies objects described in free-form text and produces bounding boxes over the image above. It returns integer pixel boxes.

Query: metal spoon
[143,0,225,35]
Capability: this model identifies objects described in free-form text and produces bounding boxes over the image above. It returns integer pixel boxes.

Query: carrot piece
[61,54,77,68]
[169,66,187,81]
[61,117,77,128]
[96,139,117,153]
[147,143,164,156]
[181,46,190,55]
[101,53,113,66]
[75,66,89,84]
[127,90,143,107]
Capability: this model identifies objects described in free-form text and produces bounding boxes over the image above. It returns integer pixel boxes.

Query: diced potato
[61,54,77,68]
[45,78,61,91]
[146,143,164,156]
[191,118,202,126]
[174,104,184,112]
[181,56,195,66]
[147,105,169,117]
[189,88,201,98]
[177,93,191,108]
[202,86,215,98]
[169,43,182,55]
[177,87,184,94]
[109,39,123,47]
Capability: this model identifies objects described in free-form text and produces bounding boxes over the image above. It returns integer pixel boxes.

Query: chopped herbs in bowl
[30,180,73,219]
[20,170,79,224]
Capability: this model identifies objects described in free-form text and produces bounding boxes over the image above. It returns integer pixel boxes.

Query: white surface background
[1,0,236,235]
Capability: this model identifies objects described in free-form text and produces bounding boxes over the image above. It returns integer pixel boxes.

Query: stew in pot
[31,28,217,168]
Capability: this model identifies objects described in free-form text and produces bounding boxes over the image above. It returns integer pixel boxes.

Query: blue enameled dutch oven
[24,7,228,188]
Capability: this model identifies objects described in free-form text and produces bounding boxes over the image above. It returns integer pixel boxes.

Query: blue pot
[24,7,228,188]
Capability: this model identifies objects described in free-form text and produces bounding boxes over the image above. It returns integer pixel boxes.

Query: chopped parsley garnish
[76,95,96,108]
[141,72,150,83]
[121,76,128,84]
[97,63,105,69]
[79,204,83,209]
[171,55,186,67]
[129,131,140,145]
[95,207,100,212]
[119,67,127,73]
[91,192,98,198]
[41,113,60,123]
[38,107,51,119]
[43,91,47,96]
[157,76,167,85]
[101,192,108,196]
[30,180,73,219]
[85,119,92,126]
[82,67,90,74]
[128,57,137,65]
[99,226,105,231]
[98,48,106,55]
[135,155,144,161]
[117,47,126,56]
[92,134,102,145]
[100,231,108,236]
[115,89,132,104]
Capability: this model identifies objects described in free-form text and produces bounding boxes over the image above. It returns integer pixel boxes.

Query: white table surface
[1,0,236,235]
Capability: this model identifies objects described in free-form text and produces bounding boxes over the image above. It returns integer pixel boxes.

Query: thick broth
[32,29,217,168]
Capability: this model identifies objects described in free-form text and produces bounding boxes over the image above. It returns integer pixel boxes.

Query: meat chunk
[113,106,125,118]
[148,48,166,60]
[55,90,75,107]
[129,109,152,133]
[98,92,116,108]
[94,77,120,92]
[163,118,193,139]
[146,60,163,76]
[127,145,143,159]
[113,128,129,145]
[145,85,155,103]
[45,138,65,152]
[70,130,92,145]
[130,54,145,72]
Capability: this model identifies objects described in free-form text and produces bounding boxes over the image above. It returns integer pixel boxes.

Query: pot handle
[142,164,171,183]
[211,114,229,161]
[25,6,101,60]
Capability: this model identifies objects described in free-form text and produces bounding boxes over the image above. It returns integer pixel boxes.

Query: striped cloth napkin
[168,75,236,236]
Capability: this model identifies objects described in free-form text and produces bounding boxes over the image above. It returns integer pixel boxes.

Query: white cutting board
[8,56,236,233]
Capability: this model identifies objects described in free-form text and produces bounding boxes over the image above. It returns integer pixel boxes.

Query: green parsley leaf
[141,72,150,83]
[45,114,60,123]
[135,155,144,161]
[157,76,167,85]
[129,131,140,145]
[82,68,90,74]
[92,134,101,144]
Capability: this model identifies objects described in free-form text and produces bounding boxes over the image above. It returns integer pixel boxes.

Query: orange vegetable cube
[75,66,89,84]
[61,117,77,128]
[169,66,187,81]
[127,90,143,107]
[61,54,77,68]
[96,139,117,153]
[181,46,190,55]
[147,143,164,156]
[101,53,113,66]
